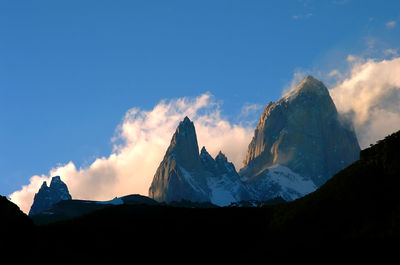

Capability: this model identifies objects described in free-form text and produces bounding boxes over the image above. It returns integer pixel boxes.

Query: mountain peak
[200,146,210,156]
[171,117,195,142]
[165,117,201,170]
[29,176,72,216]
[215,151,228,162]
[173,116,195,138]
[50,176,62,186]
[298,75,325,91]
[178,116,192,129]
[302,75,319,84]
[40,181,48,189]
[284,76,329,101]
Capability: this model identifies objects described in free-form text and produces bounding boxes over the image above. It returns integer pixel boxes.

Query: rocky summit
[148,116,247,205]
[240,76,360,196]
[29,176,72,216]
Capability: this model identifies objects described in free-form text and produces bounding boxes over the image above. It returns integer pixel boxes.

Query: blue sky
[1,0,400,197]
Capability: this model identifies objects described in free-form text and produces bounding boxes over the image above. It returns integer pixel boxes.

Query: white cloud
[330,57,400,148]
[386,20,396,29]
[10,93,254,214]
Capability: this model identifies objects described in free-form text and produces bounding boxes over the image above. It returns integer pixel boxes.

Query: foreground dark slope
[32,131,400,262]
[35,206,269,263]
[268,130,400,241]
[0,196,34,258]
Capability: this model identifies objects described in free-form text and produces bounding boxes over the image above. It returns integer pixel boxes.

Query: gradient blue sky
[1,0,400,196]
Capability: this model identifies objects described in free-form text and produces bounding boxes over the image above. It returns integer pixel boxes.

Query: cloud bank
[10,94,254,214]
[330,57,400,148]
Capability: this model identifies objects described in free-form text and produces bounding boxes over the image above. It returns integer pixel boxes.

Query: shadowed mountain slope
[267,130,400,241]
[0,196,34,259]
[29,130,400,262]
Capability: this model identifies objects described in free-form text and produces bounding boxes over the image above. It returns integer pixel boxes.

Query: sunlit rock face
[240,76,361,188]
[29,176,72,216]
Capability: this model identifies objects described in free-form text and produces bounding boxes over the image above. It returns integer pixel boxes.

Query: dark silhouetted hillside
[268,130,400,240]
[24,130,400,263]
[0,196,34,260]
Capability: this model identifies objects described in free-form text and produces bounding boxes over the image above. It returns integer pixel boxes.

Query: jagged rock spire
[29,176,72,216]
[215,151,228,162]
[165,116,201,170]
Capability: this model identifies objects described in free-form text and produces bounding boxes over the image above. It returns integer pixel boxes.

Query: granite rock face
[240,76,361,188]
[29,176,72,216]
[148,117,247,205]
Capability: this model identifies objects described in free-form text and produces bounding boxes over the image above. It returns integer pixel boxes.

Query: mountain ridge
[149,76,361,205]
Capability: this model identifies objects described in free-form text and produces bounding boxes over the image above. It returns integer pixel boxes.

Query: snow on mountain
[207,173,241,206]
[246,164,317,202]
[179,166,209,197]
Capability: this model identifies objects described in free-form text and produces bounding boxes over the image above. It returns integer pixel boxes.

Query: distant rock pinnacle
[29,176,72,216]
